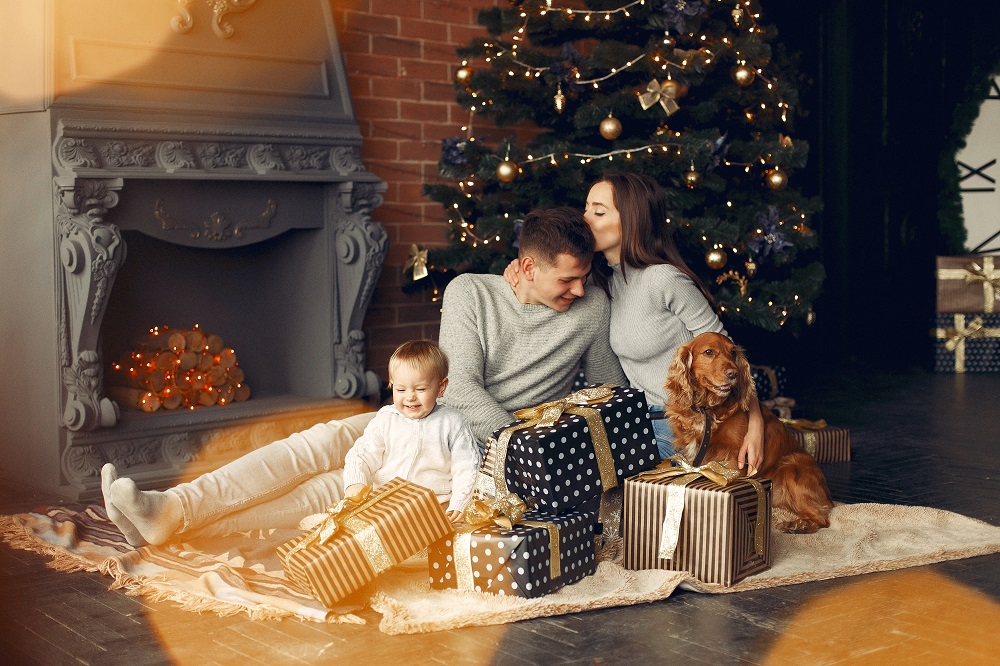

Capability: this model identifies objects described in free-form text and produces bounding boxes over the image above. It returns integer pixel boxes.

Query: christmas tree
[416,0,824,333]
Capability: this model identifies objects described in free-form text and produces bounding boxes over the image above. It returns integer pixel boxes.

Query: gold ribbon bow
[780,417,828,431]
[638,79,680,116]
[932,314,1000,372]
[453,498,561,590]
[493,385,619,498]
[404,243,428,280]
[283,484,401,572]
[936,257,1000,313]
[634,456,766,561]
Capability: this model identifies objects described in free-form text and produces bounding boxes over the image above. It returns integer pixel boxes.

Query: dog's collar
[691,408,712,466]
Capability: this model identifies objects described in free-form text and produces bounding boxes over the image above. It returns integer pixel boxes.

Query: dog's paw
[777,518,821,534]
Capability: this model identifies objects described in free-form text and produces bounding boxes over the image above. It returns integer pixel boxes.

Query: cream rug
[4,502,1000,635]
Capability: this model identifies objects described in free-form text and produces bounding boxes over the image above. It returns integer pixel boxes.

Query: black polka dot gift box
[481,385,660,516]
[932,313,1000,373]
[427,508,597,598]
[749,364,788,401]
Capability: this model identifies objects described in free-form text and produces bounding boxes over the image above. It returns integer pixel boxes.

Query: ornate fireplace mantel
[0,0,387,498]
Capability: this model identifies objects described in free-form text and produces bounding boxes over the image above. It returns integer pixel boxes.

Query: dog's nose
[725,367,738,380]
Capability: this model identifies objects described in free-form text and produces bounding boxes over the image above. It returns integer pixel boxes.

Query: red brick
[338,30,371,55]
[398,224,447,244]
[424,0,479,24]
[372,35,423,59]
[397,301,445,324]
[398,60,449,82]
[370,0,422,19]
[354,97,401,120]
[424,40,458,64]
[424,80,457,103]
[448,24,490,46]
[400,100,451,122]
[371,77,422,102]
[342,52,399,77]
[400,18,449,42]
[346,74,372,97]
[362,137,400,161]
[341,11,399,36]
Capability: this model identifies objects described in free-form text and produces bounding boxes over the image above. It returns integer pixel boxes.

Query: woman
[507,172,763,472]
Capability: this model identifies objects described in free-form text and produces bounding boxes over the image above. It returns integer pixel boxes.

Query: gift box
[427,508,597,598]
[278,478,453,607]
[935,255,1000,313]
[622,462,771,586]
[761,396,795,419]
[479,385,659,515]
[783,420,851,463]
[749,364,787,401]
[932,313,1000,373]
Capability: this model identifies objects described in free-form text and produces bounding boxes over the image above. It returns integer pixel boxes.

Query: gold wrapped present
[782,419,851,463]
[278,478,453,607]
[936,255,1000,313]
[622,458,771,587]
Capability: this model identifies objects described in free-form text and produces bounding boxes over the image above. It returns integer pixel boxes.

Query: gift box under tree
[749,364,788,401]
[428,505,597,598]
[783,419,851,463]
[478,385,659,516]
[935,255,1000,313]
[622,459,771,587]
[278,478,453,607]
[932,313,1000,373]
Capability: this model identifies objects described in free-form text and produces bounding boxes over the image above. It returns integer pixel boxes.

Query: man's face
[526,252,591,312]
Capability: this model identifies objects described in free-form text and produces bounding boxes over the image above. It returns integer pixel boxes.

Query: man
[438,206,628,446]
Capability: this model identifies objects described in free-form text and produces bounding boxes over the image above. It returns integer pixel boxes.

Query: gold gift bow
[933,314,1000,373]
[282,483,405,572]
[634,456,767,561]
[489,385,619,501]
[638,79,680,115]
[453,498,560,591]
[404,244,428,280]
[779,418,828,458]
[936,257,1000,313]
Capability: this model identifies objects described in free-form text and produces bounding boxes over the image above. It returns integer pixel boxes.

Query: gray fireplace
[0,0,386,498]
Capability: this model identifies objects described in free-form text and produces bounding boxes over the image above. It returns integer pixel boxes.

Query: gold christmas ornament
[806,309,816,326]
[599,115,622,140]
[731,64,756,87]
[455,66,472,86]
[706,248,728,270]
[496,159,518,183]
[554,83,565,113]
[404,244,429,281]
[745,259,758,277]
[683,165,702,189]
[638,79,680,116]
[765,167,789,191]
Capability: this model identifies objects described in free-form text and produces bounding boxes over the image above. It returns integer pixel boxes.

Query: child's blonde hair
[388,340,449,383]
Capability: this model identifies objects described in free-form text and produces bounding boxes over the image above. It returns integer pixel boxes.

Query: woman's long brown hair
[590,172,716,308]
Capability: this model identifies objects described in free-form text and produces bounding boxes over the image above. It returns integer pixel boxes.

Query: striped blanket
[5,502,1000,634]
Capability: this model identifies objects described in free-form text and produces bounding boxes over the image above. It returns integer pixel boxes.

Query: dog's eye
[703,348,714,356]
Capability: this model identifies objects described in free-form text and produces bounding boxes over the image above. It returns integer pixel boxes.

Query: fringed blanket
[4,503,1000,635]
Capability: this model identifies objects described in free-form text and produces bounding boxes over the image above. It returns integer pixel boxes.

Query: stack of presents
[279,382,850,608]
[934,254,1000,372]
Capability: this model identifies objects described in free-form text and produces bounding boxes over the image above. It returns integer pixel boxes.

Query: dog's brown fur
[665,332,833,533]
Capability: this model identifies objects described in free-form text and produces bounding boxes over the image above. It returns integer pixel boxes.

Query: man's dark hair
[517,206,595,266]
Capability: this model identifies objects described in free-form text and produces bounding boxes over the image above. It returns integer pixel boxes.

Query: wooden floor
[2,367,999,665]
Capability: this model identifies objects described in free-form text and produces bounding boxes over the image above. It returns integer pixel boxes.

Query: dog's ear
[665,343,694,407]
[734,344,756,411]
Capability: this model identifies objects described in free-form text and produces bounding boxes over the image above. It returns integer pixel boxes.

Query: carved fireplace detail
[0,0,386,497]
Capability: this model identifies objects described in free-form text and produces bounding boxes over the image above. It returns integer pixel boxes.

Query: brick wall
[330,0,497,384]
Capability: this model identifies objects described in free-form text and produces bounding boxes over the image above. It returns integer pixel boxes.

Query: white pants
[166,412,376,539]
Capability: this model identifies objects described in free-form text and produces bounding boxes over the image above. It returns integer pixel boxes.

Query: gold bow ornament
[936,256,1000,313]
[488,385,619,503]
[404,243,428,280]
[638,79,680,116]
[633,456,767,561]
[933,314,1000,373]
[450,498,561,591]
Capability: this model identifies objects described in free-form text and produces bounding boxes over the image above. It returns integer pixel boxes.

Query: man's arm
[438,277,516,444]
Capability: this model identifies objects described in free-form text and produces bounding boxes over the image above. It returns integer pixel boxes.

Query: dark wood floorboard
[2,368,998,665]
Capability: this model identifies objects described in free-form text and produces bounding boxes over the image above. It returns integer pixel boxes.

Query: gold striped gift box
[785,424,851,463]
[622,475,771,586]
[277,478,453,607]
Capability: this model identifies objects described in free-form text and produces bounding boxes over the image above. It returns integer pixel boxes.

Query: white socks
[100,464,147,547]
[104,469,184,546]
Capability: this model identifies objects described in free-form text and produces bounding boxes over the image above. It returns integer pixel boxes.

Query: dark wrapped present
[783,419,851,463]
[761,396,795,419]
[932,314,1000,373]
[749,364,787,401]
[622,459,771,587]
[278,478,453,607]
[428,505,597,598]
[479,385,659,516]
[936,255,1000,314]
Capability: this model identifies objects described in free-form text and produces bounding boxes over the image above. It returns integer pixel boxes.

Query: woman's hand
[502,259,520,287]
[446,509,463,523]
[345,483,366,499]
[739,394,765,475]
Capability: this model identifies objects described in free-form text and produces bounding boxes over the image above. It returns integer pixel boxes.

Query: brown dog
[664,332,833,533]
